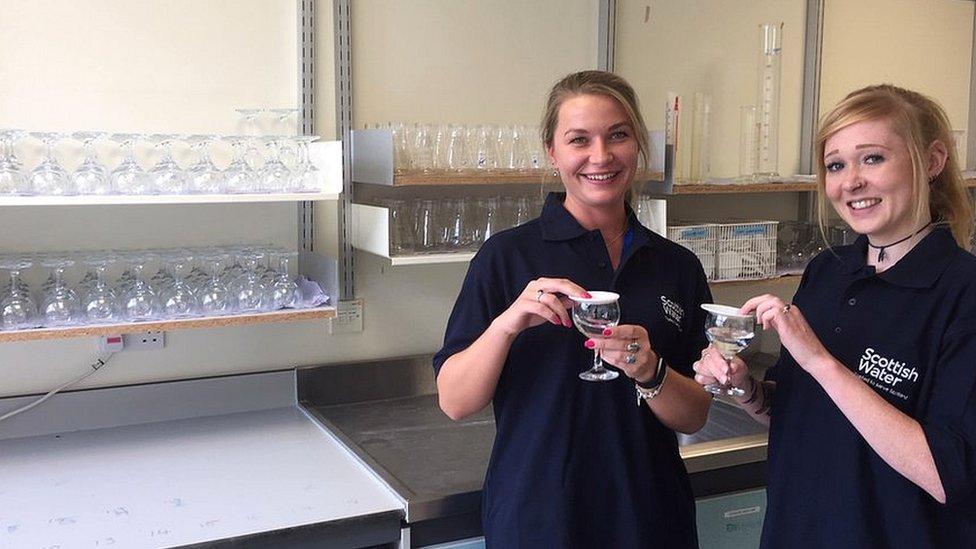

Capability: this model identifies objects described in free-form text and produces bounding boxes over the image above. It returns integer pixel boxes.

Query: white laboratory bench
[0,371,404,548]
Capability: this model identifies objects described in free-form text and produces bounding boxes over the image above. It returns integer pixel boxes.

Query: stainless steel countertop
[298,354,771,524]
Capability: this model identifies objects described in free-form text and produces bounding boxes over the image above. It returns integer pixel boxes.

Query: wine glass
[83,253,120,323]
[229,250,269,313]
[39,257,81,327]
[224,136,256,193]
[701,304,756,397]
[258,136,290,193]
[29,132,74,195]
[185,135,224,194]
[570,291,621,381]
[196,251,232,316]
[0,129,29,195]
[290,135,320,192]
[111,133,153,195]
[269,251,299,310]
[71,131,113,194]
[0,256,38,330]
[122,254,159,321]
[159,254,199,318]
[149,134,187,194]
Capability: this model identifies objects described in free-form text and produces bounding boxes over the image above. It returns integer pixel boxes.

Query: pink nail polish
[582,292,593,298]
[585,340,596,349]
[603,328,613,336]
[562,319,572,328]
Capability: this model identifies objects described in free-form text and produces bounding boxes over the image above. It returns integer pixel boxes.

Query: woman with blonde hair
[695,84,976,547]
[435,70,712,547]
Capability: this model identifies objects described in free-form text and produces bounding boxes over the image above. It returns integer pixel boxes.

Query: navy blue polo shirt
[433,192,711,548]
[762,227,976,548]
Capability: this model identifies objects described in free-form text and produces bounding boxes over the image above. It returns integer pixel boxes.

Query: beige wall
[615,0,807,179]
[820,0,974,168]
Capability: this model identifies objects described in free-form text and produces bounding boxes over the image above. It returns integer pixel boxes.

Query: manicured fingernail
[550,318,560,325]
[582,292,592,298]
[562,319,571,327]
[603,328,613,336]
[585,339,596,349]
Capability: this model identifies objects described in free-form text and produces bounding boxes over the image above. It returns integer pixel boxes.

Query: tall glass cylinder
[739,106,759,179]
[755,22,783,178]
[690,92,711,182]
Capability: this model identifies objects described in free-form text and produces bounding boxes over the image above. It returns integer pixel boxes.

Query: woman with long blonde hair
[695,84,976,547]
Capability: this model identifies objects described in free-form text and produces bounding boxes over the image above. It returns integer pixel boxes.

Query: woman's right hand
[692,344,750,390]
[491,278,591,336]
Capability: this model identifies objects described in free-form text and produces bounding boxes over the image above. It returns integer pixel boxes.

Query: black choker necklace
[867,223,932,262]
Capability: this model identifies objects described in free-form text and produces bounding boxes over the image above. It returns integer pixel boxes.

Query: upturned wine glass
[185,135,224,194]
[83,253,120,323]
[149,134,187,194]
[229,251,270,313]
[122,255,159,321]
[701,304,756,397]
[71,131,113,194]
[196,251,233,316]
[269,251,300,310]
[0,256,38,330]
[224,136,256,193]
[29,132,74,196]
[257,137,290,193]
[290,135,320,192]
[0,129,29,195]
[570,291,621,381]
[39,257,81,327]
[111,134,153,195]
[159,255,199,318]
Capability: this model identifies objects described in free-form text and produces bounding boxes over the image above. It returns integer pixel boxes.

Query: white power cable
[0,352,116,424]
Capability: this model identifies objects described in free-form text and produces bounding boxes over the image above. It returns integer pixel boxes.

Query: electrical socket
[122,331,166,351]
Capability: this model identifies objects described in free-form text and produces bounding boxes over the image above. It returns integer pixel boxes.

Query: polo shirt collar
[539,192,652,250]
[840,227,957,288]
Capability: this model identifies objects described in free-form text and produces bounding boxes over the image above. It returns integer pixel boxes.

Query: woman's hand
[587,324,659,383]
[740,294,830,373]
[491,278,590,337]
[693,345,750,388]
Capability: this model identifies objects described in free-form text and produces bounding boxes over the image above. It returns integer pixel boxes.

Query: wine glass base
[579,369,619,382]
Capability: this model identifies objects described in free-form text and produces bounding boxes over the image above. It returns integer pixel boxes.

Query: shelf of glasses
[0,192,340,207]
[649,176,976,195]
[385,168,665,187]
[0,307,336,342]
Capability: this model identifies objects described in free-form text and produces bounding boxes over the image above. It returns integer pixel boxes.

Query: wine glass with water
[570,291,621,381]
[701,304,755,397]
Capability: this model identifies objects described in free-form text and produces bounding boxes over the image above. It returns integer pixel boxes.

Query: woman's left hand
[740,294,829,373]
[587,324,658,383]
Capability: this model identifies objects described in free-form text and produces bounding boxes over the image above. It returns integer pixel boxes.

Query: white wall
[820,0,974,168]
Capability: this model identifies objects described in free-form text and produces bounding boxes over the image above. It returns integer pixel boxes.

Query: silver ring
[692,360,700,372]
[535,290,545,302]
[626,341,641,353]
[782,304,792,314]
[624,354,637,365]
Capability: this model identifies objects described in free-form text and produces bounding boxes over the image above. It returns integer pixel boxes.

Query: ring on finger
[535,289,545,302]
[692,360,700,372]
[624,354,637,365]
[626,341,641,353]
[782,303,792,314]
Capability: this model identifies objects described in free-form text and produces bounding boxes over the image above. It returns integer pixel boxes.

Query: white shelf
[0,141,344,206]
[390,252,477,265]
[0,192,339,206]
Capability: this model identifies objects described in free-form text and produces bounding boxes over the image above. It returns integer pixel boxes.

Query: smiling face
[547,94,638,217]
[822,118,928,244]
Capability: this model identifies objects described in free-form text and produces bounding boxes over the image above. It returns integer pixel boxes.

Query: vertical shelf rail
[334,0,355,300]
[298,0,316,253]
[798,0,825,223]
[597,0,616,72]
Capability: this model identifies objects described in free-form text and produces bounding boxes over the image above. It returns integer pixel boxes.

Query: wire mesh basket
[714,220,778,281]
[667,223,717,280]
[667,220,778,281]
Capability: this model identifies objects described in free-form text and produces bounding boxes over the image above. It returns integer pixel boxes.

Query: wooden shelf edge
[671,182,816,194]
[708,275,801,286]
[384,169,664,186]
[0,307,336,343]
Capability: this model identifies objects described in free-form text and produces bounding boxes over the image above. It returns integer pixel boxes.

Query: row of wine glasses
[0,130,321,196]
[382,194,544,254]
[369,122,548,173]
[0,247,324,331]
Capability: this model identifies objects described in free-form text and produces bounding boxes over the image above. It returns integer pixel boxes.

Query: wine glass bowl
[701,303,755,397]
[570,291,621,381]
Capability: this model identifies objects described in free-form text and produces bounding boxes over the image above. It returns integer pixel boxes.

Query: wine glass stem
[592,349,604,372]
